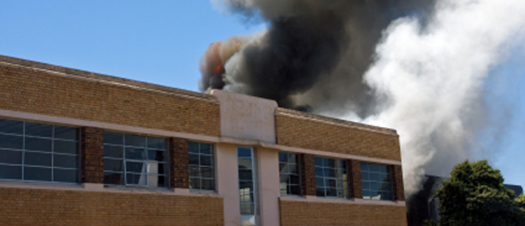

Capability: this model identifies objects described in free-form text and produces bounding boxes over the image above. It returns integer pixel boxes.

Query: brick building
[0,55,407,226]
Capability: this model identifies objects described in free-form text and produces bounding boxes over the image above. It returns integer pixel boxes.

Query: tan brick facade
[0,61,221,137]
[348,160,363,199]
[275,108,401,161]
[279,200,407,226]
[81,127,104,184]
[300,154,316,196]
[170,137,190,189]
[392,165,405,201]
[0,187,224,226]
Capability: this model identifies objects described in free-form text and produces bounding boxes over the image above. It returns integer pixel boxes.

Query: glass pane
[190,177,200,189]
[201,167,214,178]
[238,159,252,170]
[188,142,199,153]
[126,162,147,173]
[371,182,381,191]
[315,167,323,177]
[200,143,212,154]
[326,188,337,197]
[279,163,286,172]
[104,172,123,185]
[54,126,77,140]
[314,157,323,166]
[240,203,254,215]
[148,174,159,187]
[147,150,165,162]
[316,178,325,187]
[25,137,52,152]
[202,179,215,190]
[290,175,300,184]
[24,167,52,181]
[239,169,253,181]
[125,148,146,160]
[54,154,78,168]
[240,191,253,202]
[316,188,325,197]
[156,163,166,175]
[280,174,289,183]
[0,134,23,149]
[124,134,146,147]
[157,176,166,187]
[328,169,338,178]
[126,173,147,185]
[104,145,123,158]
[361,162,368,171]
[327,179,336,188]
[361,172,369,180]
[25,123,52,137]
[0,149,22,164]
[287,164,298,174]
[54,169,78,183]
[103,132,123,145]
[0,119,23,134]
[54,140,78,154]
[278,152,287,162]
[362,182,371,190]
[189,166,199,177]
[200,155,212,166]
[189,154,199,165]
[25,152,52,166]
[327,159,335,168]
[147,137,165,149]
[290,185,300,195]
[103,159,123,172]
[145,161,159,174]
[237,148,251,158]
[239,182,254,192]
[0,165,22,179]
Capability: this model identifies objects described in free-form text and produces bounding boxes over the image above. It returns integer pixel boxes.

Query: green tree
[435,160,525,226]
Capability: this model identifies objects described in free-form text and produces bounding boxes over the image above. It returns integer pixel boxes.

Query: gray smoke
[201,0,436,116]
[200,0,525,197]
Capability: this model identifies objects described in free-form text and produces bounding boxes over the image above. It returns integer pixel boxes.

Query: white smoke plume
[360,0,525,195]
[202,0,525,197]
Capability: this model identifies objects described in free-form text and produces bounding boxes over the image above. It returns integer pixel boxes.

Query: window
[188,142,215,191]
[278,152,301,196]
[102,132,168,188]
[0,118,79,183]
[361,162,393,201]
[238,147,258,226]
[315,157,347,198]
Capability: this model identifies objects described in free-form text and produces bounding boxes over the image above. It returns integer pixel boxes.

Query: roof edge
[276,107,398,136]
[0,54,218,103]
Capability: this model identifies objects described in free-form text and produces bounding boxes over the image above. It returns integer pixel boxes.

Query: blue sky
[1,1,523,188]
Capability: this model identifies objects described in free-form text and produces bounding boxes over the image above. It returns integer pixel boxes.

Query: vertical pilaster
[169,137,189,189]
[80,127,104,184]
[299,154,316,196]
[347,160,363,199]
[392,165,405,201]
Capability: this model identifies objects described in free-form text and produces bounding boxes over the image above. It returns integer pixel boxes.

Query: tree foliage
[435,160,525,226]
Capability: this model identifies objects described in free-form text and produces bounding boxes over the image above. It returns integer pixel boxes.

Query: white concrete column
[216,143,241,226]
[257,148,281,226]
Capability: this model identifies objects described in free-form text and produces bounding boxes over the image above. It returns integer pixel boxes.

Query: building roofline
[276,108,398,136]
[0,54,218,103]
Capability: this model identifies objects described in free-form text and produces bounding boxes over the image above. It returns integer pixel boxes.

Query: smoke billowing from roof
[200,0,525,196]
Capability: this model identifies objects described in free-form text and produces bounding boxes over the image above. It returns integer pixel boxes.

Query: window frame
[0,118,81,184]
[278,152,302,196]
[102,132,169,189]
[360,162,394,201]
[314,156,348,199]
[188,141,216,192]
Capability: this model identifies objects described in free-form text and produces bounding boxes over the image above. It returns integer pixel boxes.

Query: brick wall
[348,160,363,199]
[81,127,104,184]
[275,109,401,161]
[300,154,316,196]
[279,200,407,226]
[0,187,224,226]
[392,165,405,201]
[0,63,220,137]
[170,137,189,189]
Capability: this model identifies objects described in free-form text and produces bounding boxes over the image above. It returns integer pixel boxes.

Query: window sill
[279,195,405,207]
[0,179,83,190]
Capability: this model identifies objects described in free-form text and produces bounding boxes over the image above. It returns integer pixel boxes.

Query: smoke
[200,0,525,196]
[361,0,525,195]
